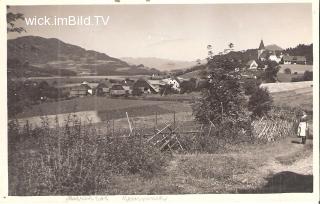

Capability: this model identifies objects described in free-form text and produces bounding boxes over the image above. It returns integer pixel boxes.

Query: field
[14,75,148,85]
[15,97,190,118]
[277,73,304,82]
[279,64,313,74]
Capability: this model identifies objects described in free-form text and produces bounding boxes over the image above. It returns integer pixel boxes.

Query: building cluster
[54,77,183,98]
[246,40,307,70]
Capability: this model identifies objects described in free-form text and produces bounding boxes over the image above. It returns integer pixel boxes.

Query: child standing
[297,111,308,144]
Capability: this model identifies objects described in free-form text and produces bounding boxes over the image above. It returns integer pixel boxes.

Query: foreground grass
[102,136,313,194]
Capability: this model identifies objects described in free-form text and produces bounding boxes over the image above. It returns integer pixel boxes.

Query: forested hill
[283,44,313,64]
[7,36,160,77]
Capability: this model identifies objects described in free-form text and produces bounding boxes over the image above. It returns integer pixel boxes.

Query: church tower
[258,39,265,59]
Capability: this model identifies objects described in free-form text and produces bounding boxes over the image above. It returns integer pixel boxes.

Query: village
[32,40,310,101]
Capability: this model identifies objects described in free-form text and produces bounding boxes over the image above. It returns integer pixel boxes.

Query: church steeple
[258,39,265,50]
[257,39,266,59]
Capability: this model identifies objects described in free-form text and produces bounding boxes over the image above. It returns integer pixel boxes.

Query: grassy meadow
[8,78,314,195]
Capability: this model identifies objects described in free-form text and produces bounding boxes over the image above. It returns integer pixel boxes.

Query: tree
[303,71,313,81]
[228,43,234,49]
[192,56,249,126]
[243,78,261,95]
[284,68,292,74]
[248,87,273,117]
[180,79,196,94]
[7,6,26,33]
[7,7,27,117]
[262,60,280,83]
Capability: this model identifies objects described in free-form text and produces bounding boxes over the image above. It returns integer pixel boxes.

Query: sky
[7,4,313,61]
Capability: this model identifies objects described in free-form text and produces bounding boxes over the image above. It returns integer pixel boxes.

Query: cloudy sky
[8,4,313,61]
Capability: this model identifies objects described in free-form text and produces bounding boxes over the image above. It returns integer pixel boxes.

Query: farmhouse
[81,81,99,95]
[269,53,282,63]
[161,77,180,91]
[147,80,162,93]
[282,55,307,65]
[246,60,258,69]
[69,84,90,97]
[133,78,159,94]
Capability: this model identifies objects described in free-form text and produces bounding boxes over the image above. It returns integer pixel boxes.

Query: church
[257,40,283,63]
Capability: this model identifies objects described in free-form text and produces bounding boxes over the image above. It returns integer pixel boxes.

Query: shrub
[248,87,273,117]
[180,115,253,153]
[291,71,313,82]
[303,71,313,81]
[180,80,196,94]
[8,117,168,195]
[284,68,292,74]
[242,78,261,95]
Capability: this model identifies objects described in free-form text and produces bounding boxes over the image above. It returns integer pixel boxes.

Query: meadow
[8,79,314,195]
[279,64,313,74]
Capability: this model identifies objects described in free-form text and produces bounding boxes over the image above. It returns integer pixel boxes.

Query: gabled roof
[134,78,159,93]
[258,40,265,50]
[246,60,257,66]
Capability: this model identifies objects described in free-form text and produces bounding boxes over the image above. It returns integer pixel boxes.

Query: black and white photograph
[1,0,319,202]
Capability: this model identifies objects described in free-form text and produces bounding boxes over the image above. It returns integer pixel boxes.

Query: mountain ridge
[7,36,160,77]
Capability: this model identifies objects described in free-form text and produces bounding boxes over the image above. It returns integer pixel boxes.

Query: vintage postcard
[1,0,319,203]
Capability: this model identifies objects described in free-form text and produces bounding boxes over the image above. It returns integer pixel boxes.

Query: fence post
[173,111,176,130]
[112,119,114,137]
[155,111,158,133]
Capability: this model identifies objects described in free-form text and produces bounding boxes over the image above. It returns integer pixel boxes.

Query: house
[246,60,258,69]
[70,84,90,97]
[147,80,162,93]
[282,55,307,64]
[133,78,159,94]
[81,81,99,95]
[161,77,180,92]
[269,54,282,63]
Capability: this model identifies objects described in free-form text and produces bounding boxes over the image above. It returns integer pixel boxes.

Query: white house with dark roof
[246,60,258,69]
[282,55,307,64]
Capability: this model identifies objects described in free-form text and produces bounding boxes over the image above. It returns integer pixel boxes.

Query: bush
[303,71,313,81]
[248,87,273,117]
[180,80,196,94]
[8,118,168,195]
[242,78,261,95]
[291,71,313,82]
[284,68,292,74]
[180,116,253,153]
